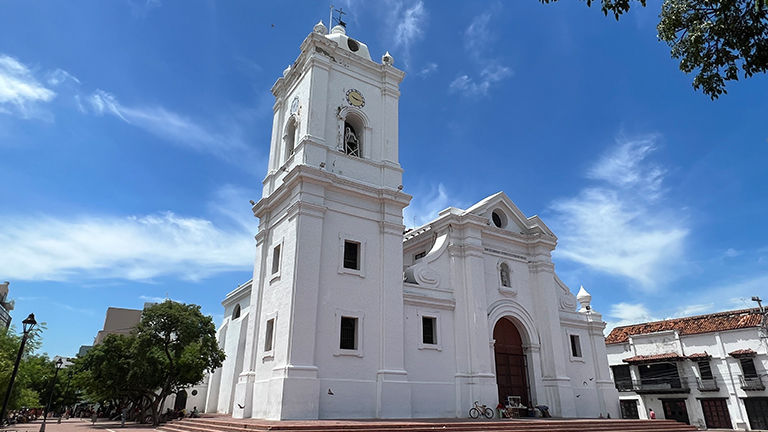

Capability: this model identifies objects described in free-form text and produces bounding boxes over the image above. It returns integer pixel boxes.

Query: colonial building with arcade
[204,20,619,420]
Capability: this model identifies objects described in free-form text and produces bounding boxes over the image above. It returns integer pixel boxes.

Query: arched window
[284,117,298,161]
[500,263,511,287]
[232,304,241,319]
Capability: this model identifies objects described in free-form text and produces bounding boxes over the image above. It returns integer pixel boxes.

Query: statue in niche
[500,263,511,287]
[344,123,360,157]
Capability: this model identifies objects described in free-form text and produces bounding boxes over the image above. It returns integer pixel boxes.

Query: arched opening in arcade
[493,317,531,407]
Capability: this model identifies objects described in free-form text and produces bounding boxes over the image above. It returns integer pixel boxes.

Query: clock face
[290,97,299,114]
[346,89,365,108]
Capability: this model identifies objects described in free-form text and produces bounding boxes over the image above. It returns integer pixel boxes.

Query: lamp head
[22,313,37,335]
[55,358,64,369]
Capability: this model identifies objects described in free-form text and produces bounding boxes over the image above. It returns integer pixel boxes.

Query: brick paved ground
[1,417,156,432]
[0,416,738,432]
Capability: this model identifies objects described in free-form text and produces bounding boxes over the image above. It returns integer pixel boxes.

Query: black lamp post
[39,357,64,432]
[0,313,37,426]
[57,370,73,424]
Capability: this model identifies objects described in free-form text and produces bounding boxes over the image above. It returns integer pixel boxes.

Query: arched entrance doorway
[174,390,188,411]
[493,318,530,407]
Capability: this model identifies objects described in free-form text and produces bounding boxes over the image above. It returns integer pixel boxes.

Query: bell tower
[232,21,412,420]
[262,21,405,197]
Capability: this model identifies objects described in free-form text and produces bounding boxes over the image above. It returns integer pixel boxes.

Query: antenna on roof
[331,5,347,28]
[752,296,768,340]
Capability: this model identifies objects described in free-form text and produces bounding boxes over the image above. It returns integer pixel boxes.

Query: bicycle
[468,401,494,419]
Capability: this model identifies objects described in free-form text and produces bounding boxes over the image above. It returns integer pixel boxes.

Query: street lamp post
[57,371,73,424]
[0,313,37,426]
[39,358,64,432]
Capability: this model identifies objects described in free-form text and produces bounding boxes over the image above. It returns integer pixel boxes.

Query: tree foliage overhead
[540,0,768,99]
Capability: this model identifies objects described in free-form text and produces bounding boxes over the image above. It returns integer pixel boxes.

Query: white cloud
[464,11,493,58]
[549,136,688,287]
[404,183,463,228]
[0,197,256,282]
[389,0,427,68]
[587,135,664,198]
[46,69,81,87]
[450,6,512,97]
[605,302,657,329]
[674,303,715,317]
[449,64,512,96]
[0,54,56,118]
[87,89,252,162]
[416,62,438,77]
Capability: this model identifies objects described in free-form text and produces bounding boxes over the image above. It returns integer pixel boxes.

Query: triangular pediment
[465,191,555,238]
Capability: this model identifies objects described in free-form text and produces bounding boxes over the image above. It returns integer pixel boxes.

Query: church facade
[204,22,619,420]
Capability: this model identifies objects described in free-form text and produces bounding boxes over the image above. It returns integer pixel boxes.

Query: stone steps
[158,417,698,432]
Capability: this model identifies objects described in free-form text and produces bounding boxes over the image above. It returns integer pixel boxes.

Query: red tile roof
[729,348,757,358]
[686,352,711,360]
[606,308,763,345]
[623,352,686,364]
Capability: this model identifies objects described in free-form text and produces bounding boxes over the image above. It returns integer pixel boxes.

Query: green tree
[75,301,224,426]
[540,0,768,99]
[0,324,48,412]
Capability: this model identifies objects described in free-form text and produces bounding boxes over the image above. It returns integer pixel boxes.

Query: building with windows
[606,308,768,430]
[0,281,13,329]
[204,21,619,420]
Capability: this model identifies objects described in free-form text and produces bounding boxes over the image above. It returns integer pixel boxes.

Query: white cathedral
[201,21,619,420]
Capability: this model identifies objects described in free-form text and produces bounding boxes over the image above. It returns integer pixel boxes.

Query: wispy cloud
[549,135,688,288]
[449,64,512,95]
[0,54,56,118]
[0,53,258,165]
[404,183,466,228]
[605,302,658,329]
[415,62,438,78]
[389,0,427,68]
[86,89,253,163]
[450,5,512,96]
[0,186,257,282]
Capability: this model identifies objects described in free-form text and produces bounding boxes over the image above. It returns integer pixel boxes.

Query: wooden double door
[699,398,732,429]
[493,318,529,407]
[661,399,690,424]
[744,397,768,430]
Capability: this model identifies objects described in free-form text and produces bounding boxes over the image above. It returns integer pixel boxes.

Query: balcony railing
[740,375,766,391]
[614,377,690,394]
[697,377,719,392]
[614,379,634,392]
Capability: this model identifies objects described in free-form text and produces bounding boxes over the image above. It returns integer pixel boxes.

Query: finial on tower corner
[576,285,592,313]
[314,21,328,35]
[382,51,394,66]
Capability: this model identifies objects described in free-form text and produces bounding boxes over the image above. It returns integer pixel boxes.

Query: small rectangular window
[271,244,281,275]
[414,251,426,261]
[570,334,582,358]
[741,357,758,377]
[343,240,360,270]
[264,318,275,352]
[698,360,714,380]
[422,316,436,345]
[340,316,357,350]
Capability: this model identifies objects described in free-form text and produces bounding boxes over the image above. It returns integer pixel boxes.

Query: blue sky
[1,0,767,357]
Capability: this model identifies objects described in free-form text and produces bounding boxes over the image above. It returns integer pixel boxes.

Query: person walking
[648,408,656,419]
[91,410,98,425]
